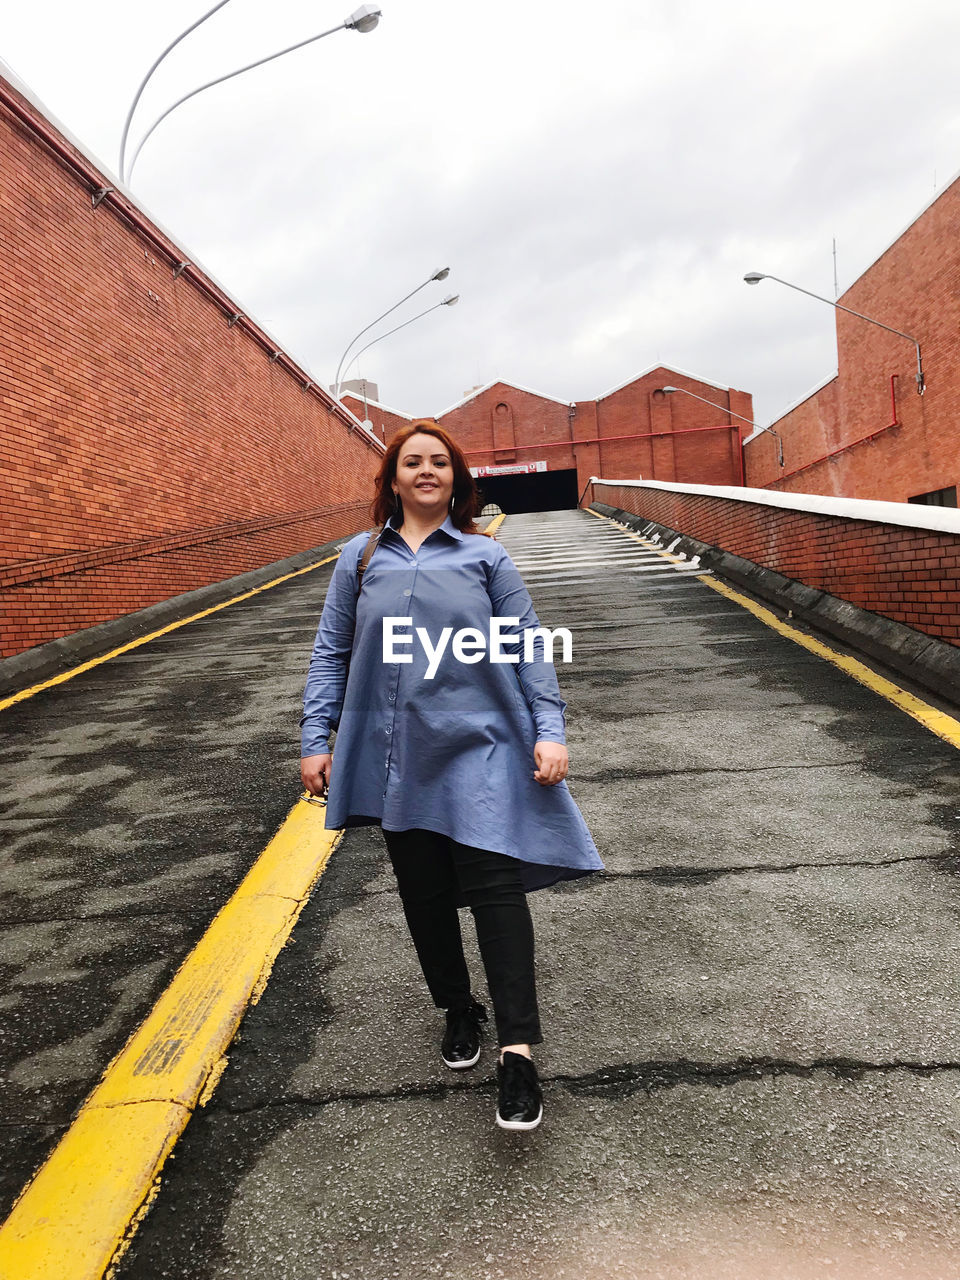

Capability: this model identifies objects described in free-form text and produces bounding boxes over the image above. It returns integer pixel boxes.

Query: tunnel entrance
[472,467,579,514]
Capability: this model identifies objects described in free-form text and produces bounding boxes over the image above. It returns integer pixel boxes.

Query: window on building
[908,485,957,508]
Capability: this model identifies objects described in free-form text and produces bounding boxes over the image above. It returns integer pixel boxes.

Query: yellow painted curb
[0,552,341,714]
[6,514,509,715]
[0,795,342,1280]
[0,1103,189,1280]
[698,574,960,752]
[588,507,960,753]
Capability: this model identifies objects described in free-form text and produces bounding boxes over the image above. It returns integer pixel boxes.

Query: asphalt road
[4,509,960,1279]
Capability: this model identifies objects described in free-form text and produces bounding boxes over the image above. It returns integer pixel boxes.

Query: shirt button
[403,589,412,596]
[386,727,392,735]
[388,692,396,702]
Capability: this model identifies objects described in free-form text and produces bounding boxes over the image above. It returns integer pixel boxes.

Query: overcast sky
[4,1,959,425]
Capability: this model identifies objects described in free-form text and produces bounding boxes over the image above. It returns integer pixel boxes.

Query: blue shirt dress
[300,513,604,891]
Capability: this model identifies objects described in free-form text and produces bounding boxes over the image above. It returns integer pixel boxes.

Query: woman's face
[391,432,455,519]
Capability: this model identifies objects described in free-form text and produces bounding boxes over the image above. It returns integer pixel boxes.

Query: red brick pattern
[438,385,576,468]
[746,175,960,501]
[590,483,960,646]
[0,76,382,659]
[385,374,751,498]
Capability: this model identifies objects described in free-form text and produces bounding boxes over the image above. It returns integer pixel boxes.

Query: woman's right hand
[301,753,332,797]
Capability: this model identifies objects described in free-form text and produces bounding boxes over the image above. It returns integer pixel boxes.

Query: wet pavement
[4,509,960,1278]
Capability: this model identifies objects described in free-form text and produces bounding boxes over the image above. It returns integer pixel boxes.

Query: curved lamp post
[334,268,450,400]
[338,295,460,399]
[119,0,233,183]
[121,4,381,183]
[744,271,924,395]
[660,384,784,468]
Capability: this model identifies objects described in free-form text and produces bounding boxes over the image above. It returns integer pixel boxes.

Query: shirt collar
[386,511,463,542]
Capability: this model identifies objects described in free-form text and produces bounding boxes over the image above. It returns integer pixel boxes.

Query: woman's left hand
[533,740,568,786]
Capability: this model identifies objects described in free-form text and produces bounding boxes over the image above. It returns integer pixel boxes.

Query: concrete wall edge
[0,64,380,451]
[590,502,960,712]
[589,477,960,536]
[0,535,358,698]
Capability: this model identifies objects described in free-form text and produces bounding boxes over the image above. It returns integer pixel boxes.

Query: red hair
[372,421,492,535]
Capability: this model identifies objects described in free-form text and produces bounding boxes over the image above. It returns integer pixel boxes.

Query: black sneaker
[496,1051,543,1130]
[441,998,487,1069]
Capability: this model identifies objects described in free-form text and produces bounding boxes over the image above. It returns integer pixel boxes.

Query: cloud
[4,0,960,427]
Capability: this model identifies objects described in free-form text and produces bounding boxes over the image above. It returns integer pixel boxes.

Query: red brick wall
[428,371,750,495]
[745,175,960,501]
[0,75,382,659]
[440,383,575,465]
[589,481,960,645]
[595,371,747,486]
[746,377,841,490]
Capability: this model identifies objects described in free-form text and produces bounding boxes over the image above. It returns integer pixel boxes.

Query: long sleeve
[484,544,567,744]
[300,542,361,756]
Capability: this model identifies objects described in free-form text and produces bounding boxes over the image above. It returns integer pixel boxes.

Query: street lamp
[334,268,451,399]
[338,295,460,395]
[660,384,784,468]
[120,5,382,183]
[119,0,233,183]
[743,272,924,395]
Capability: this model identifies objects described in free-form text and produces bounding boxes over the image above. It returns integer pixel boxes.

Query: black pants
[381,826,543,1046]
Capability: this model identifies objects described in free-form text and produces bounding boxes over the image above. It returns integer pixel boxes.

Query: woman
[300,421,602,1131]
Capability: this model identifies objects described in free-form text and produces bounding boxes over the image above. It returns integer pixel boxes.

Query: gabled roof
[596,363,734,401]
[743,371,839,444]
[341,391,414,420]
[351,364,750,420]
[434,379,574,418]
[840,165,960,298]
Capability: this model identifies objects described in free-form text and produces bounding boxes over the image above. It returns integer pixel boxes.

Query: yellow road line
[586,507,960,752]
[0,552,341,714]
[699,575,960,750]
[6,514,510,714]
[0,795,342,1280]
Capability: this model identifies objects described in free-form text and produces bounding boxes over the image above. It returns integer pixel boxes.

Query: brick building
[17,48,957,669]
[0,68,383,660]
[345,367,754,513]
[745,172,960,506]
[3,62,757,662]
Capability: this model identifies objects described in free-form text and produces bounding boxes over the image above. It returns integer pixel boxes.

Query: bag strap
[356,527,384,594]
